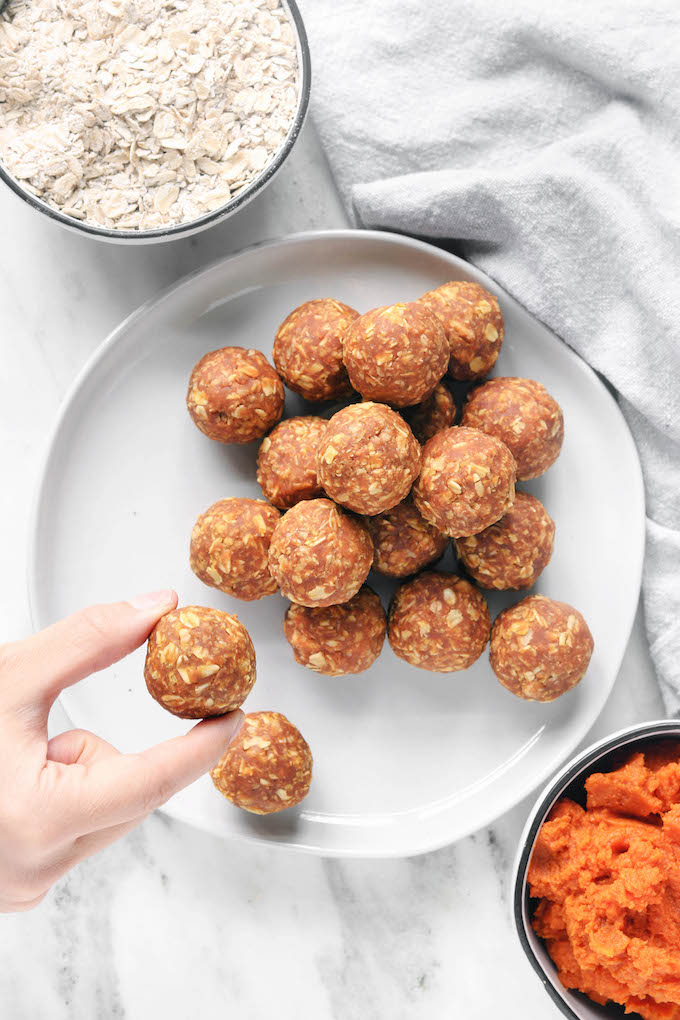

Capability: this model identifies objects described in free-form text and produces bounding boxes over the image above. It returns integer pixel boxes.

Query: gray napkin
[299,0,680,711]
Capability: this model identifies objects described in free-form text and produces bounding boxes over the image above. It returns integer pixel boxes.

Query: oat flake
[0,0,299,230]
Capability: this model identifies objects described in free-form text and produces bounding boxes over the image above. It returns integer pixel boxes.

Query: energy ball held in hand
[283,586,387,676]
[417,280,504,381]
[402,382,456,444]
[317,402,421,516]
[190,497,280,600]
[489,595,594,701]
[388,572,490,672]
[211,711,313,814]
[413,426,516,537]
[268,497,373,607]
[461,377,564,480]
[273,298,359,401]
[367,495,447,578]
[144,606,255,718]
[456,492,555,590]
[186,346,284,444]
[342,302,449,407]
[256,416,326,510]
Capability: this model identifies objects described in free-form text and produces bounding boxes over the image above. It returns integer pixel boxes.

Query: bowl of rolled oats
[0,0,309,241]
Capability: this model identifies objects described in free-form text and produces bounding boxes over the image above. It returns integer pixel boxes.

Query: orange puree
[528,745,680,1020]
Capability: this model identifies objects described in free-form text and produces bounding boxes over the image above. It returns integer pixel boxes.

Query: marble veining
[0,121,664,1020]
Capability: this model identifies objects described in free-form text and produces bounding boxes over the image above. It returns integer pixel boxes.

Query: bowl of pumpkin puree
[514,720,680,1020]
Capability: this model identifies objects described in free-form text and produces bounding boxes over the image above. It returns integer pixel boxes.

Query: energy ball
[342,302,449,407]
[367,495,448,578]
[190,497,280,601]
[268,497,373,607]
[187,346,284,444]
[388,572,490,672]
[456,492,555,590]
[461,377,564,480]
[257,416,326,510]
[413,426,516,538]
[317,402,421,516]
[417,280,504,380]
[144,606,255,719]
[283,586,386,676]
[211,711,312,814]
[402,382,456,444]
[490,595,594,701]
[273,298,358,401]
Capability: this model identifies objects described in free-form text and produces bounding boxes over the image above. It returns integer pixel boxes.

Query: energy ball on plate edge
[388,572,490,672]
[489,594,594,701]
[316,402,421,516]
[413,426,516,537]
[461,377,564,480]
[283,586,386,676]
[144,606,255,719]
[268,497,373,607]
[211,711,312,814]
[342,302,449,407]
[402,381,456,444]
[456,491,555,590]
[416,280,504,380]
[273,298,359,401]
[366,495,448,578]
[186,346,284,444]
[190,497,280,600]
[256,416,326,509]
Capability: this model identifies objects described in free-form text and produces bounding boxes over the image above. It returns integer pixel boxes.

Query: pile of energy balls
[143,281,594,816]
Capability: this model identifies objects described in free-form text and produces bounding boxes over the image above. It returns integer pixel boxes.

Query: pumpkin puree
[528,745,680,1019]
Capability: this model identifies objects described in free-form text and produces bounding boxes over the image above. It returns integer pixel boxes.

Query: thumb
[57,710,245,836]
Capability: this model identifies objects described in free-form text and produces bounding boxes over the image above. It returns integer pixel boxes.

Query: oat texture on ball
[283,586,387,676]
[367,495,448,578]
[490,595,594,701]
[257,416,326,509]
[417,280,504,381]
[186,346,284,444]
[388,572,490,672]
[317,402,421,516]
[342,302,449,407]
[402,382,456,444]
[413,426,516,537]
[273,298,359,401]
[268,497,373,607]
[461,377,564,480]
[456,492,555,590]
[190,497,280,600]
[211,711,313,814]
[144,606,255,718]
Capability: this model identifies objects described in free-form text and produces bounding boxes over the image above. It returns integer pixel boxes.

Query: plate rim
[27,228,647,857]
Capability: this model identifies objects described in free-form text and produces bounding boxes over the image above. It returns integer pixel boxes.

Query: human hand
[0,591,244,912]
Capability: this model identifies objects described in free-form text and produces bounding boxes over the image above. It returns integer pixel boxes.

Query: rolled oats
[186,346,284,443]
[256,415,326,509]
[190,496,280,600]
[273,298,358,402]
[0,0,298,230]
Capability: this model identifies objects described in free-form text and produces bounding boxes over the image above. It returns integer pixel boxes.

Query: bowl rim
[0,0,311,241]
[512,717,680,1020]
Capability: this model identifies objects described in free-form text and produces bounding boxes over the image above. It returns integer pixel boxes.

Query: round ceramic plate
[29,230,645,857]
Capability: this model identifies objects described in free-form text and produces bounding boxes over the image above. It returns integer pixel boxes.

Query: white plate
[29,230,645,858]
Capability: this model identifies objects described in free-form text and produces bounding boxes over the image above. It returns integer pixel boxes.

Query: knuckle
[134,757,175,814]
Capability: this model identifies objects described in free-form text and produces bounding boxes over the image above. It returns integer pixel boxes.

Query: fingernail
[129,589,176,611]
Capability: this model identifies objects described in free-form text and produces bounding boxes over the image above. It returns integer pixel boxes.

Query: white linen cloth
[298,0,680,711]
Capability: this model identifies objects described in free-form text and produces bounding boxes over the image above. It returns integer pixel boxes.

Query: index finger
[0,591,177,731]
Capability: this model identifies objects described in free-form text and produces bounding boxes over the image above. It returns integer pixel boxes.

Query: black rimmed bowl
[0,0,310,243]
[513,719,680,1020]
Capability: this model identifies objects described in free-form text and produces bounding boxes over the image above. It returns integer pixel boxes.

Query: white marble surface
[0,122,664,1019]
